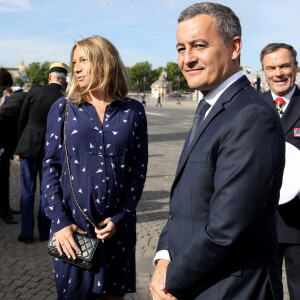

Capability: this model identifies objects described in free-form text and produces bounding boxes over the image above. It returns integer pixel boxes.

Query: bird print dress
[43,96,148,299]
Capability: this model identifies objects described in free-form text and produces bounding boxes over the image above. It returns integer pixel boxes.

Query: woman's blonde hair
[67,35,130,103]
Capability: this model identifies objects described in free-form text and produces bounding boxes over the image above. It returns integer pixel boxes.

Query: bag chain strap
[63,101,97,228]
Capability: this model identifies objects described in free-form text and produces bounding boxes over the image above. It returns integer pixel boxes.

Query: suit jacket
[0,91,26,156]
[15,83,64,160]
[157,76,285,300]
[262,87,300,244]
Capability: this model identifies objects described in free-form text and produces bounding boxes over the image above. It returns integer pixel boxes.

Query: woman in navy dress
[43,36,148,300]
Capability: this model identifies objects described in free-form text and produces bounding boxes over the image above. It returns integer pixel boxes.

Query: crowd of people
[0,2,300,300]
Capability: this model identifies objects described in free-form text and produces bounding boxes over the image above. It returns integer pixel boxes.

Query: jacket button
[169,213,173,219]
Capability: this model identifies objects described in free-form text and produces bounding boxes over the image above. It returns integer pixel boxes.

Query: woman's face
[72,47,92,89]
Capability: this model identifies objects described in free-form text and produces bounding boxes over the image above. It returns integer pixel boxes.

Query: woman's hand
[95,218,116,240]
[55,224,87,260]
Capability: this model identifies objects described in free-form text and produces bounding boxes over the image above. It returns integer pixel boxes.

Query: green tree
[25,61,50,86]
[151,66,164,84]
[13,77,24,87]
[165,61,191,92]
[127,61,192,93]
[127,61,160,92]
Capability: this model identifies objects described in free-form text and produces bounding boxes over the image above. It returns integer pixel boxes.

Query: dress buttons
[100,146,103,149]
[102,196,105,200]
[102,179,105,183]
[169,213,173,219]
[101,162,104,165]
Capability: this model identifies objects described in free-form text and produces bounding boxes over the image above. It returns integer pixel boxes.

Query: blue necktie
[186,99,210,148]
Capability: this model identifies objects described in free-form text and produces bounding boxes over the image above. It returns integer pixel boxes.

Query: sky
[0,0,299,72]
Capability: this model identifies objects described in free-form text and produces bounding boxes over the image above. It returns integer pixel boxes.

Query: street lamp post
[177,75,181,104]
[136,80,139,99]
[141,76,146,106]
[256,71,261,93]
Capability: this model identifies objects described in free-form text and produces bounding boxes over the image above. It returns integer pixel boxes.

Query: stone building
[1,59,29,91]
[18,58,26,81]
[1,58,26,81]
[151,69,172,98]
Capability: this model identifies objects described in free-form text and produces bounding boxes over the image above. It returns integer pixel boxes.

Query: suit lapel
[281,87,300,135]
[175,100,223,179]
[172,75,251,190]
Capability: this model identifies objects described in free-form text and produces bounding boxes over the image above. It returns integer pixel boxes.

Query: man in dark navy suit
[261,43,300,300]
[15,62,67,243]
[150,3,285,300]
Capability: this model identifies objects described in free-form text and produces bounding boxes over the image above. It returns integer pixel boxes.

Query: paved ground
[0,99,289,299]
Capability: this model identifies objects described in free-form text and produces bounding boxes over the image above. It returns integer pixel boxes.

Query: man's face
[176,14,240,95]
[262,48,298,96]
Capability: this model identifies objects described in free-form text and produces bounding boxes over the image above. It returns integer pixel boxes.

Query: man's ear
[231,36,242,61]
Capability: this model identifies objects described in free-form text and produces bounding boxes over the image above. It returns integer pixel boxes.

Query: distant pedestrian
[43,35,148,300]
[16,62,67,243]
[141,92,146,107]
[156,93,162,107]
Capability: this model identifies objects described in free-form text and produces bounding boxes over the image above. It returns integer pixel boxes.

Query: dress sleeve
[42,98,73,234]
[110,105,148,228]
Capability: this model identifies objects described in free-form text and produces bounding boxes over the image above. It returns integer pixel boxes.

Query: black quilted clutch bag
[48,233,100,269]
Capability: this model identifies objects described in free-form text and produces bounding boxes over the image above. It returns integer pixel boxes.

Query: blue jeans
[20,158,50,239]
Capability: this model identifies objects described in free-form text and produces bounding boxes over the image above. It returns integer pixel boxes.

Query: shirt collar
[202,71,243,107]
[270,85,296,106]
[50,81,63,86]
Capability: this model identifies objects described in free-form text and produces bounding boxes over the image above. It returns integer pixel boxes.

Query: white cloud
[150,0,195,12]
[0,0,33,11]
[1,0,300,73]
[0,36,72,67]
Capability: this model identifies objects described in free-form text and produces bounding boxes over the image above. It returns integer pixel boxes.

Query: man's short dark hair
[178,2,241,45]
[260,43,298,66]
[0,68,13,87]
